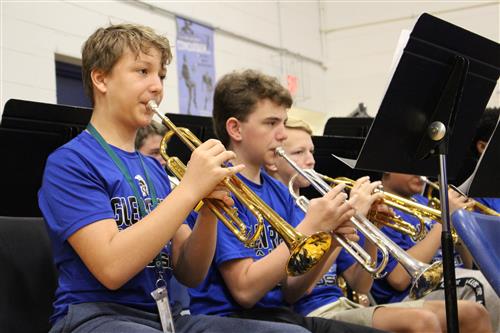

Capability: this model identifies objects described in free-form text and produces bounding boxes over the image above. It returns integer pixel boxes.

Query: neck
[89,107,137,152]
[229,143,262,184]
[382,183,411,199]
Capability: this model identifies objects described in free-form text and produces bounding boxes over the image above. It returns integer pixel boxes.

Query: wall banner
[176,17,215,116]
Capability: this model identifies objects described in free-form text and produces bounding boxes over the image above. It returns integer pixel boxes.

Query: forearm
[345,241,377,293]
[388,225,442,291]
[406,225,442,263]
[77,185,199,289]
[221,243,291,308]
[174,210,218,287]
[455,240,473,269]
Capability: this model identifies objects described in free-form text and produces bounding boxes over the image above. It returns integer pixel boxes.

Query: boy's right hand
[303,183,355,234]
[180,139,244,202]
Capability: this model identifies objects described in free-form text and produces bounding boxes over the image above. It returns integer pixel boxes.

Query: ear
[476,140,487,154]
[91,68,108,95]
[226,117,242,142]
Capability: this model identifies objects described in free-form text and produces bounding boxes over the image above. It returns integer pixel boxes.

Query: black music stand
[323,117,373,137]
[340,14,500,332]
[1,99,92,217]
[461,117,500,198]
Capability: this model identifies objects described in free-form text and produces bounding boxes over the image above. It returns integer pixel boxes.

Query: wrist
[173,182,201,209]
[296,218,317,236]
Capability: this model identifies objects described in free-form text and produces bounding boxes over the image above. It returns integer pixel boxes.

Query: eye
[138,68,148,75]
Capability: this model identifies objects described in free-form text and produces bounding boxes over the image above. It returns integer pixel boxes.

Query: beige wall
[322,2,500,117]
[1,1,498,128]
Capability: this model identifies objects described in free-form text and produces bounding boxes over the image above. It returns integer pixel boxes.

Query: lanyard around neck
[87,124,167,279]
[86,123,158,217]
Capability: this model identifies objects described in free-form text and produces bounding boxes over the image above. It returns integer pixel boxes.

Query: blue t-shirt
[38,131,173,324]
[187,170,303,316]
[371,194,463,304]
[474,197,500,212]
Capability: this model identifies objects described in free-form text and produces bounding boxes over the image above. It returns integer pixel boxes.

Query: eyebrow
[264,116,284,122]
[135,59,167,74]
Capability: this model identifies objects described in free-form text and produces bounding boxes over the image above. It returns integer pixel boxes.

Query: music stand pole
[438,153,459,333]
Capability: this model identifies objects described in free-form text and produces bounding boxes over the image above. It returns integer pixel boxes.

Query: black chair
[0,216,57,333]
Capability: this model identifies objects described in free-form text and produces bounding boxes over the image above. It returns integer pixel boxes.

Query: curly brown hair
[82,24,172,104]
[212,69,292,146]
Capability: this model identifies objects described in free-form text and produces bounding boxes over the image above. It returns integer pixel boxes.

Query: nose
[305,151,315,168]
[276,123,288,142]
[149,75,164,97]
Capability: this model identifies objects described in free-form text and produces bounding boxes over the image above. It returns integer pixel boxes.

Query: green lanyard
[87,124,158,216]
[87,124,166,276]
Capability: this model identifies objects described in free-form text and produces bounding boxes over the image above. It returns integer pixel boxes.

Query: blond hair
[285,117,313,135]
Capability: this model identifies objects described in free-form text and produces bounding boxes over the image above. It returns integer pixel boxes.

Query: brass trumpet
[275,147,443,299]
[147,101,332,276]
[289,173,389,278]
[422,177,500,217]
[311,175,427,242]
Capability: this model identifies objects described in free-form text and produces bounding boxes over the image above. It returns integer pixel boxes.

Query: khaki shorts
[306,297,425,327]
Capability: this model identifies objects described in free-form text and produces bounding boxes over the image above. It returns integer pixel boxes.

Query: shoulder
[261,170,291,196]
[412,194,429,205]
[45,133,95,173]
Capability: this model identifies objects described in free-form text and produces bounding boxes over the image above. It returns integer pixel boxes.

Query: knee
[375,308,441,333]
[458,301,492,333]
[406,310,441,333]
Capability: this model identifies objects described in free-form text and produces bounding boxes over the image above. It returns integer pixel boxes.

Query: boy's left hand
[348,177,384,217]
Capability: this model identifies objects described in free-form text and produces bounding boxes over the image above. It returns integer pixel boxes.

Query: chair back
[0,216,57,333]
[452,209,500,297]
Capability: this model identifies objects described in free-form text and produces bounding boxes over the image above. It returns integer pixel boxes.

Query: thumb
[226,163,245,176]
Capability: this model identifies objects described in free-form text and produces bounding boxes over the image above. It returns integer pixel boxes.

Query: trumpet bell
[288,232,332,276]
[409,261,443,299]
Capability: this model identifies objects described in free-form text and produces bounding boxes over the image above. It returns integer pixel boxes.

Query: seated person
[266,117,492,333]
[455,107,499,212]
[188,69,386,333]
[136,120,167,168]
[471,108,500,213]
[38,24,313,333]
[135,121,182,190]
[372,172,499,332]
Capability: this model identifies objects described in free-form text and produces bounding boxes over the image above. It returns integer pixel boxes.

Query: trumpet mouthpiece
[275,147,285,156]
[147,100,158,112]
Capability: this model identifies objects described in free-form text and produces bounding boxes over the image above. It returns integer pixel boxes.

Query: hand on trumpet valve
[368,203,395,228]
[448,188,474,214]
[347,177,384,216]
[333,220,359,243]
[303,183,355,234]
[180,139,245,201]
[204,185,234,207]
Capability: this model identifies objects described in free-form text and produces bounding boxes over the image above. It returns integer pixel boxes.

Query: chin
[263,153,278,166]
